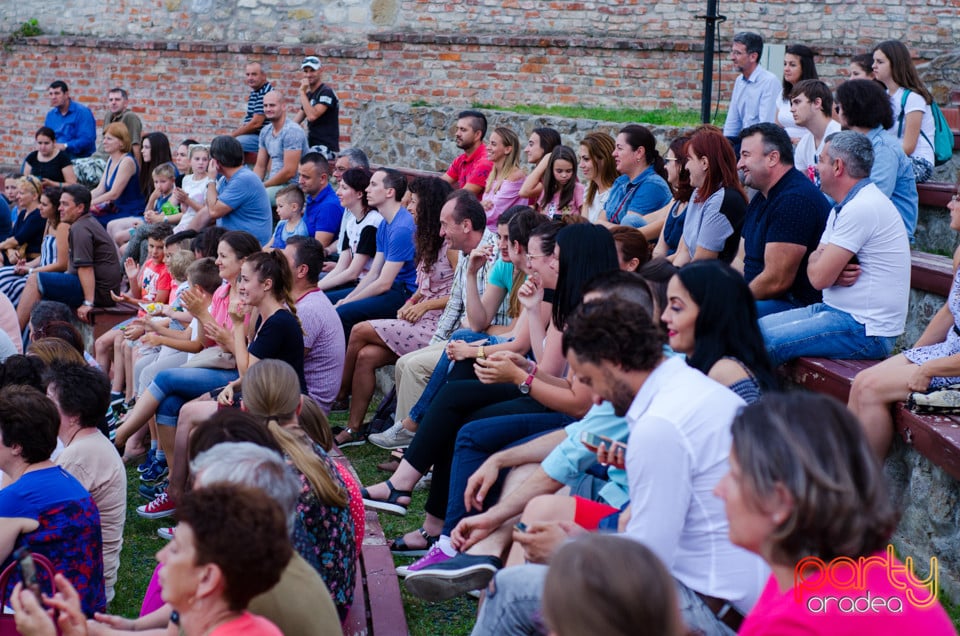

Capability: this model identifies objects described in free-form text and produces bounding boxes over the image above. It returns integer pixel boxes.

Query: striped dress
[0,233,56,306]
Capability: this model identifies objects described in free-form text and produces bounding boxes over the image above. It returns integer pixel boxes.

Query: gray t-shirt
[258,120,309,183]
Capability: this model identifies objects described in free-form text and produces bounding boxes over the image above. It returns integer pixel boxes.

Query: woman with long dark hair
[332,176,457,447]
[363,222,618,563]
[139,132,174,198]
[663,260,777,402]
[776,44,818,143]
[651,135,693,258]
[671,125,747,266]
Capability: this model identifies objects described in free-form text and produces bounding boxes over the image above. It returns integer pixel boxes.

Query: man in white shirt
[791,79,842,188]
[722,32,780,154]
[469,297,768,636]
[760,131,911,366]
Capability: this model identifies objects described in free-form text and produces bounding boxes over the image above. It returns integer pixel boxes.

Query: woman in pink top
[715,393,955,635]
[480,127,526,229]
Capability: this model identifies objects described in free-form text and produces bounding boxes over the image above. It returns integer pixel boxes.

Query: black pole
[697,0,724,124]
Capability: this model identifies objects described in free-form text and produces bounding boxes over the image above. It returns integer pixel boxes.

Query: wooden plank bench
[917,181,956,209]
[784,251,960,482]
[330,450,408,636]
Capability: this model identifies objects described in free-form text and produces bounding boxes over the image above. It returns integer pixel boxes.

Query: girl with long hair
[872,39,937,182]
[651,136,694,258]
[538,145,584,218]
[776,44,818,143]
[0,187,67,307]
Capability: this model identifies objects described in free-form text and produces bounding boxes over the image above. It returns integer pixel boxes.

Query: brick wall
[0,31,952,168]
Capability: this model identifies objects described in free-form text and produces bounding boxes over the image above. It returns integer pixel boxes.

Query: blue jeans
[335,281,413,342]
[148,366,239,426]
[236,134,260,154]
[755,296,804,318]
[442,413,573,535]
[408,328,501,424]
[759,302,897,367]
[471,564,736,636]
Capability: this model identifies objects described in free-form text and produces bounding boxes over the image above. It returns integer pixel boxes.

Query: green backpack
[897,89,955,166]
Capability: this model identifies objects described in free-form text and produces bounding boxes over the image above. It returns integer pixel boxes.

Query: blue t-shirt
[376,207,418,291]
[216,167,273,245]
[303,184,343,237]
[0,466,105,616]
[604,167,672,225]
[271,216,309,250]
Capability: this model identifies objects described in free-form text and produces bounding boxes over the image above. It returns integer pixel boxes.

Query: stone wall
[1,0,958,49]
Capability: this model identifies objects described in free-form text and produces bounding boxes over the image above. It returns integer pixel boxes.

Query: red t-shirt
[209,612,282,636]
[445,143,493,195]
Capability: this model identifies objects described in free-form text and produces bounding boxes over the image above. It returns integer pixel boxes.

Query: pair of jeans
[471,565,736,636]
[442,412,573,535]
[148,366,239,426]
[759,302,897,367]
[403,380,548,519]
[334,280,413,343]
[754,296,804,319]
[408,328,503,424]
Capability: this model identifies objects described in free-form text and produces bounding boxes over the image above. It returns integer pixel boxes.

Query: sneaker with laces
[368,422,416,450]
[396,544,452,577]
[139,479,168,500]
[157,527,175,540]
[137,492,176,519]
[140,458,169,483]
[137,448,157,473]
[403,553,503,601]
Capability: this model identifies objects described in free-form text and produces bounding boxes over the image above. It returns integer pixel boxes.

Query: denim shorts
[37,272,84,307]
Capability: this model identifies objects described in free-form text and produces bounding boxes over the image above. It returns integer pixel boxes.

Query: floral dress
[904,267,960,388]
[371,247,455,356]
[290,443,357,619]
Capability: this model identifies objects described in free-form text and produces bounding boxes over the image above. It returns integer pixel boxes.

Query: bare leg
[363,459,424,505]
[345,343,397,432]
[113,391,160,449]
[168,398,218,502]
[17,274,40,331]
[96,330,119,378]
[849,354,916,457]
[111,334,126,394]
[465,463,540,558]
[505,493,577,566]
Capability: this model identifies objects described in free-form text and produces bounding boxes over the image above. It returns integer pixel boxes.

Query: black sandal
[390,527,439,556]
[361,479,412,516]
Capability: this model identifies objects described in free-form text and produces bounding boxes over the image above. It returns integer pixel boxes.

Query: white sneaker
[368,422,416,450]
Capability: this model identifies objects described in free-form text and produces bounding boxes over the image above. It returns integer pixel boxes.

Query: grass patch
[113,408,478,635]
[470,102,723,127]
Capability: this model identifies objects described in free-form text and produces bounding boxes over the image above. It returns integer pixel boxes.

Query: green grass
[113,408,478,636]
[469,102,723,127]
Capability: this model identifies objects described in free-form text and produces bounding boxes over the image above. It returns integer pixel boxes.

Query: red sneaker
[137,492,176,519]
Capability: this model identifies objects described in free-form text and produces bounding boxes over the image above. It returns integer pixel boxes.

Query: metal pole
[697,0,725,124]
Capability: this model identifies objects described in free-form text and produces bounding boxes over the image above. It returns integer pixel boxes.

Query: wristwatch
[82,300,94,307]
[518,363,538,395]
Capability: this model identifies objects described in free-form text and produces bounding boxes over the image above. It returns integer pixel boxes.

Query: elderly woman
[715,393,955,634]
[0,384,104,616]
[13,484,291,636]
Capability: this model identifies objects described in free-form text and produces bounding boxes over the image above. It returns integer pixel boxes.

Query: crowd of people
[0,31,956,636]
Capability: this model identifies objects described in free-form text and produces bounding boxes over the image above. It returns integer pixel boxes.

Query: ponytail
[267,418,348,508]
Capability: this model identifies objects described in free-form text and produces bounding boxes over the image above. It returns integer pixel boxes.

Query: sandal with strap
[390,527,439,556]
[335,427,366,448]
[361,479,412,516]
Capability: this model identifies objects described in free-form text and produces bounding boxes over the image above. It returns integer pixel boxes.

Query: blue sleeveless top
[104,153,145,218]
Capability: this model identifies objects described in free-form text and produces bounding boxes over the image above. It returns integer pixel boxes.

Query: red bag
[0,552,59,635]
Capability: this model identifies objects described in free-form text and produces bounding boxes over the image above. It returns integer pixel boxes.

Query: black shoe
[403,554,503,601]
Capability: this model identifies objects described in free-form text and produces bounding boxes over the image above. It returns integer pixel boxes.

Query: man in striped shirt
[230,61,273,154]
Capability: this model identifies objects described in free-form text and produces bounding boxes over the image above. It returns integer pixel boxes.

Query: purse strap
[0,552,58,604]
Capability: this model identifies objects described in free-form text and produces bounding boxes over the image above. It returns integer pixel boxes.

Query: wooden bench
[918,181,956,208]
[81,302,139,346]
[330,450,408,636]
[783,251,960,482]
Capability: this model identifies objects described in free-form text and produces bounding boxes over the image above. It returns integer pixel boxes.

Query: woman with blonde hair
[241,359,358,619]
[88,122,145,226]
[481,126,526,229]
[578,131,618,223]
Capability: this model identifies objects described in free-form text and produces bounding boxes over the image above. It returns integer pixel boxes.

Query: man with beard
[441,110,493,198]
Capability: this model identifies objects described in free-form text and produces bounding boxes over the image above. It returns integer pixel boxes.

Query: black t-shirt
[302,84,340,151]
[249,309,307,392]
[24,151,72,183]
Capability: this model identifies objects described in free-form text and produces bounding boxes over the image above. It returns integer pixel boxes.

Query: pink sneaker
[137,492,176,519]
[396,543,452,577]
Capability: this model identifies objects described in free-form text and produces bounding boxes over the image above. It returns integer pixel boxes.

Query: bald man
[253,90,309,203]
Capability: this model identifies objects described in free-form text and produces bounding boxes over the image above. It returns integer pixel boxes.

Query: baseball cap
[301,56,321,70]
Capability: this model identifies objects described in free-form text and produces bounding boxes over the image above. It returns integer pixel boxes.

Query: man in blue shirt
[44,81,97,159]
[722,33,780,155]
[332,168,417,366]
[298,153,343,250]
[204,135,273,245]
